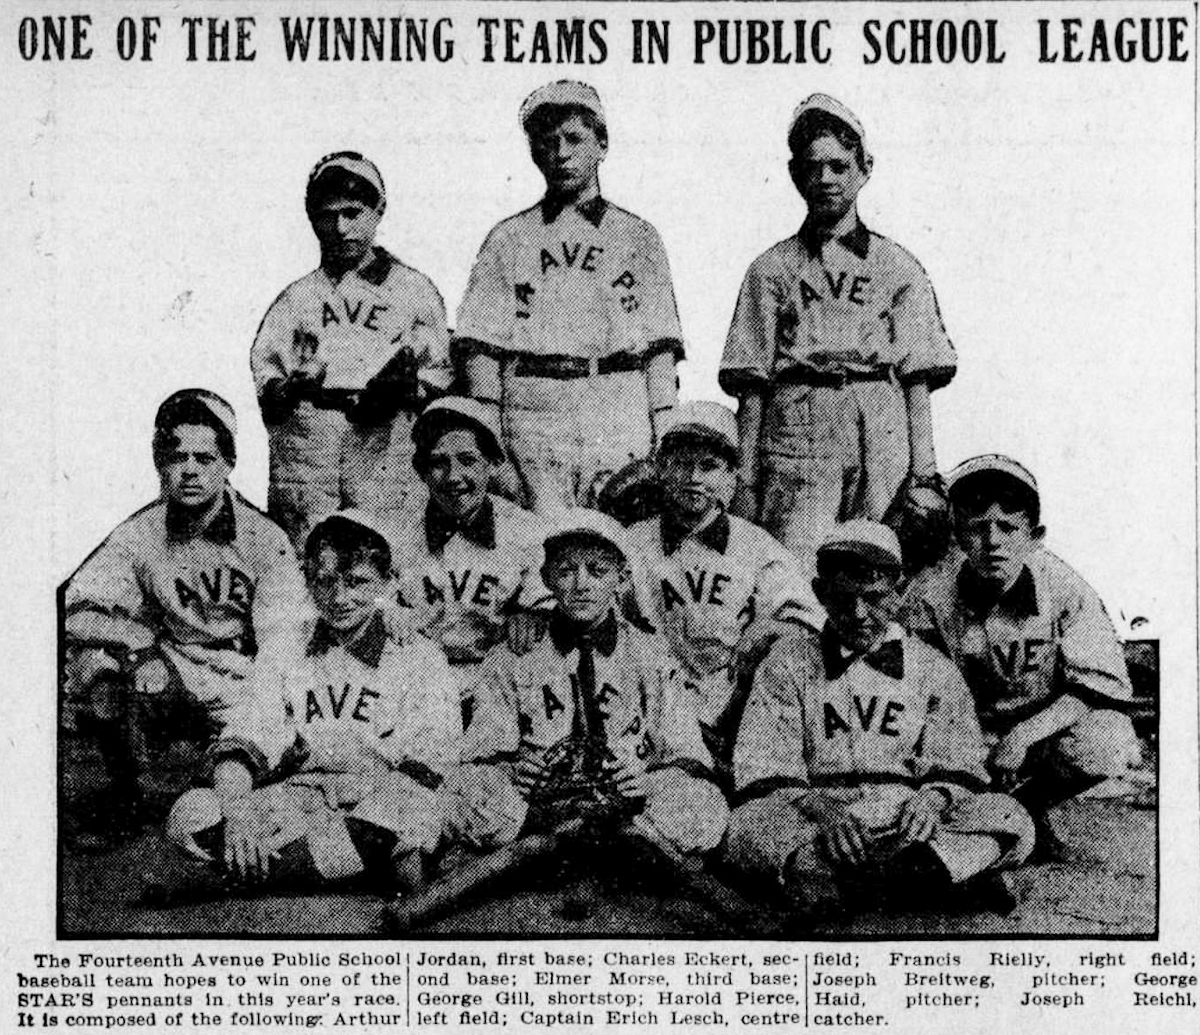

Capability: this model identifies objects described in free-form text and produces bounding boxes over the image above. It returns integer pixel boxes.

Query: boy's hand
[222,797,276,884]
[603,757,648,802]
[731,618,787,684]
[514,755,551,796]
[816,810,868,868]
[505,612,548,656]
[291,355,327,388]
[990,732,1031,788]
[897,788,947,844]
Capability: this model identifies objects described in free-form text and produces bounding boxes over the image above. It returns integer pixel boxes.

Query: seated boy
[391,396,552,717]
[726,521,1033,917]
[164,510,460,893]
[626,401,816,775]
[445,509,728,857]
[901,455,1140,856]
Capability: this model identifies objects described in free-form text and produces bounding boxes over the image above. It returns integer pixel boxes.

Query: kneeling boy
[446,509,727,856]
[727,521,1032,916]
[165,510,460,893]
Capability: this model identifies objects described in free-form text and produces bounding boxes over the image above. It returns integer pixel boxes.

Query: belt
[510,351,644,380]
[777,365,895,388]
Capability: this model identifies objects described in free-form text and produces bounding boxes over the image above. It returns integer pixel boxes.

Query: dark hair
[525,104,608,148]
[152,398,236,466]
[951,475,1041,528]
[815,550,900,586]
[305,152,382,216]
[788,110,869,172]
[413,415,504,476]
[304,518,391,578]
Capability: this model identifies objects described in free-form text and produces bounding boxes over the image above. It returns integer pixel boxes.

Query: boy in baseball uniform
[62,390,310,836]
[391,397,553,717]
[727,522,1032,917]
[445,509,728,857]
[721,95,956,583]
[901,456,1140,858]
[454,81,684,513]
[252,152,451,548]
[626,401,816,777]
[165,510,460,894]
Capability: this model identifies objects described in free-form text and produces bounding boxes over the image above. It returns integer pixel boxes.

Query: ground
[59,737,1157,939]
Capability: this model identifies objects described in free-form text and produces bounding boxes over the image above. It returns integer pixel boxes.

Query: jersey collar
[165,490,236,544]
[798,215,870,261]
[660,510,730,556]
[548,608,620,658]
[540,194,609,228]
[308,610,388,668]
[821,621,905,680]
[425,496,497,554]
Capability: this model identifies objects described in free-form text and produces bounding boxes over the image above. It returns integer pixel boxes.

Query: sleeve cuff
[648,757,721,788]
[732,775,810,807]
[204,738,270,785]
[645,337,685,363]
[899,364,956,391]
[718,367,768,396]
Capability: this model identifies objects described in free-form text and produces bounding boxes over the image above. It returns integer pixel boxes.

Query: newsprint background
[3,0,1199,1033]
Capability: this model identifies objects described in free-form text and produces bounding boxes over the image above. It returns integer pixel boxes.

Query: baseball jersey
[626,511,815,724]
[734,623,990,802]
[463,610,717,790]
[719,218,956,396]
[392,495,553,665]
[454,197,683,361]
[210,612,460,793]
[900,549,1133,727]
[252,246,450,395]
[63,491,310,674]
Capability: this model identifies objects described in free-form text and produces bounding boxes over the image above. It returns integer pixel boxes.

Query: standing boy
[165,510,460,893]
[252,152,451,547]
[626,402,815,773]
[63,389,310,834]
[901,456,1140,856]
[445,509,728,856]
[721,95,956,581]
[454,81,684,512]
[727,522,1032,917]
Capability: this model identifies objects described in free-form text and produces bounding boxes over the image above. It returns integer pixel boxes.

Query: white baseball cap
[788,94,869,156]
[411,396,505,464]
[543,508,632,564]
[306,152,386,212]
[818,520,903,571]
[519,80,605,131]
[659,401,739,463]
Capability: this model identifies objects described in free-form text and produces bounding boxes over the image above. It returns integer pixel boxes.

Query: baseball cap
[411,396,505,465]
[306,152,386,214]
[946,454,1039,503]
[306,508,394,568]
[543,508,632,565]
[817,520,903,572]
[659,402,739,465]
[519,80,606,132]
[788,94,868,155]
[154,389,237,462]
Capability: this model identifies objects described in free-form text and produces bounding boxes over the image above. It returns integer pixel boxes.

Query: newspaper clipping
[4,0,1197,1033]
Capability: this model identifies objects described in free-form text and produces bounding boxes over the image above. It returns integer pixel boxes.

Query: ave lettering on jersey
[421,570,502,608]
[321,296,390,331]
[797,270,872,310]
[991,637,1052,677]
[661,571,733,610]
[174,566,253,618]
[824,694,905,739]
[305,683,380,724]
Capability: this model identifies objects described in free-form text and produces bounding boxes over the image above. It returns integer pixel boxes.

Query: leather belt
[778,365,895,388]
[511,351,644,380]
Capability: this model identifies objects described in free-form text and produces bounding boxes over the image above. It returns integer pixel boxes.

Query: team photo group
[58,81,1153,937]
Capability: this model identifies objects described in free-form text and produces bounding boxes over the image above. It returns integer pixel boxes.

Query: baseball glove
[883,472,952,573]
[595,457,661,526]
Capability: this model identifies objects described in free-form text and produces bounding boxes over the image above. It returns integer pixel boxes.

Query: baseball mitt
[595,457,661,526]
[883,472,952,573]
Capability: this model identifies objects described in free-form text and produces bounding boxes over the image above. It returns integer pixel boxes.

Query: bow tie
[823,633,905,680]
[425,498,496,554]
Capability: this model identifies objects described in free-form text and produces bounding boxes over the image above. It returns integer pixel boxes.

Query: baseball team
[61,82,1141,928]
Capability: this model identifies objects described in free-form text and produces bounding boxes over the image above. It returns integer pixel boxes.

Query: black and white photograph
[6,0,1190,955]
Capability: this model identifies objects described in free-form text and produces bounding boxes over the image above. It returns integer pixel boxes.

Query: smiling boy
[900,456,1140,856]
[726,521,1032,917]
[252,152,451,547]
[454,81,684,512]
[164,510,459,893]
[445,509,727,856]
[721,95,956,585]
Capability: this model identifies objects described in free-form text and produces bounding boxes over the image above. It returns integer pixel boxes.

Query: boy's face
[658,442,736,522]
[791,132,868,224]
[543,540,627,626]
[310,194,383,267]
[158,424,229,512]
[310,550,386,634]
[425,428,491,521]
[956,502,1041,591]
[529,113,606,197]
[814,564,901,654]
